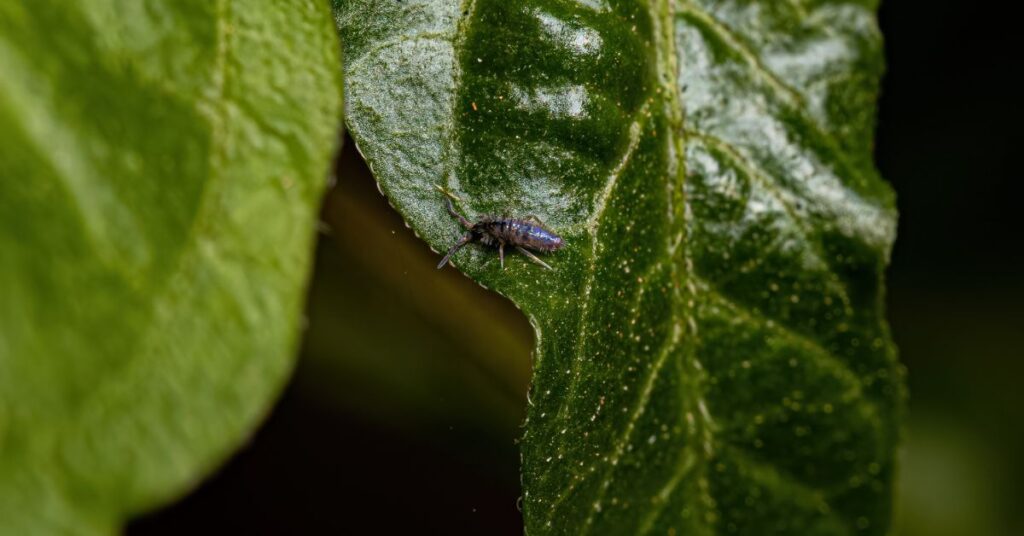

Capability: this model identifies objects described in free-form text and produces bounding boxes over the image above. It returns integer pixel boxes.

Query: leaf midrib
[535,0,706,532]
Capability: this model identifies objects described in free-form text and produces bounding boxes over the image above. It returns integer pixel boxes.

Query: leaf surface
[334,0,902,533]
[0,1,341,532]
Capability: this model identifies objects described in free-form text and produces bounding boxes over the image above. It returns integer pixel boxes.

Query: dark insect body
[437,198,564,270]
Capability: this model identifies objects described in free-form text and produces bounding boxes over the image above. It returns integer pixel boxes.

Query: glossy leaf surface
[0,1,341,532]
[335,0,902,533]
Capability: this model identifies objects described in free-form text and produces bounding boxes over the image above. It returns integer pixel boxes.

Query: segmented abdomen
[479,219,564,252]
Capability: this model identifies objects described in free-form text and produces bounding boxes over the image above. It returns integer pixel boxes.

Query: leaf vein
[721,445,856,535]
[440,0,478,199]
[547,108,650,461]
[582,313,681,532]
[685,128,855,314]
[677,0,806,107]
[697,276,883,422]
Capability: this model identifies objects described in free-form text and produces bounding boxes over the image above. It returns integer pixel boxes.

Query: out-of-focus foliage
[334,0,903,534]
[0,1,341,533]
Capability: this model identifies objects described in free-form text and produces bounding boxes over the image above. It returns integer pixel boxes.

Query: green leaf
[335,0,903,534]
[0,1,341,532]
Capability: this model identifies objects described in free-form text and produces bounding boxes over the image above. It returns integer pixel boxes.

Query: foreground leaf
[335,0,903,534]
[0,1,341,532]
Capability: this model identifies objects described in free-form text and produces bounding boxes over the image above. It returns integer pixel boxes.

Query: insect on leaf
[0,0,341,532]
[334,0,903,534]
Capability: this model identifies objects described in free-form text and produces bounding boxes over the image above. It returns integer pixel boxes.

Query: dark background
[130,2,1023,535]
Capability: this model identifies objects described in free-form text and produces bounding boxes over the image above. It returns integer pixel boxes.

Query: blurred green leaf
[335,0,903,534]
[0,1,341,533]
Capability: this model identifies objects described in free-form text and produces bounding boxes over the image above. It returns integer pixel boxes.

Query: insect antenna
[435,184,473,229]
[444,198,473,229]
[437,233,473,269]
[433,183,463,201]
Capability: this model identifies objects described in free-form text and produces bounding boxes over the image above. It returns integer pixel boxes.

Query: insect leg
[437,233,473,269]
[499,242,505,270]
[515,246,553,270]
